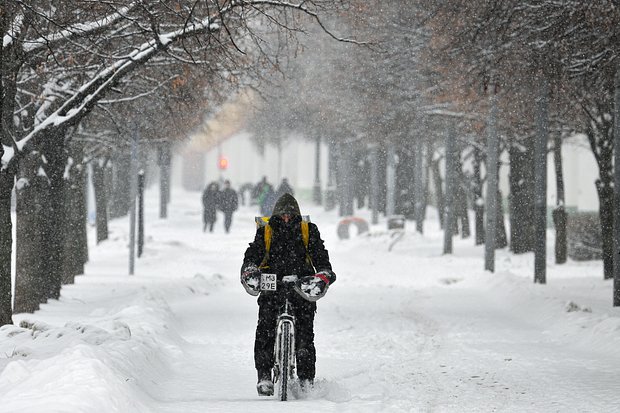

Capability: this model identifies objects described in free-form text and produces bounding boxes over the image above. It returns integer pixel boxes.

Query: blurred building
[172,92,329,200]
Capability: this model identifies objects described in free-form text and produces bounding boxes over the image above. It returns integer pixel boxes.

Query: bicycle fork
[273,301,296,399]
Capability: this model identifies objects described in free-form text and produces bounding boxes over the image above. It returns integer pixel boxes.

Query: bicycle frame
[263,275,298,401]
[274,298,296,400]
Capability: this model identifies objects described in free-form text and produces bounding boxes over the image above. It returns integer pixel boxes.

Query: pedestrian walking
[255,177,275,216]
[275,177,294,199]
[202,182,220,232]
[219,180,239,233]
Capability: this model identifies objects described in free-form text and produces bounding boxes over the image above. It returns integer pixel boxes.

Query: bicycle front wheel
[277,322,291,401]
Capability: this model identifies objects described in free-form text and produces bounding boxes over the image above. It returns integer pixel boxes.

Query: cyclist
[241,193,336,396]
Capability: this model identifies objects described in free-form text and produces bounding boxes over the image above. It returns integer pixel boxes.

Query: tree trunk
[158,143,171,219]
[534,76,549,284]
[597,180,615,280]
[370,145,379,225]
[552,133,567,264]
[395,146,415,219]
[509,137,535,254]
[583,99,614,281]
[92,160,109,243]
[414,139,425,233]
[342,146,355,216]
[325,141,337,211]
[423,139,434,221]
[41,134,68,300]
[15,154,50,313]
[614,63,620,306]
[138,170,145,258]
[456,157,470,239]
[473,146,485,245]
[62,143,88,284]
[0,165,15,324]
[385,143,396,218]
[337,143,346,217]
[353,150,369,209]
[313,135,322,205]
[431,158,445,229]
[485,86,500,271]
[378,143,388,215]
[495,190,508,249]
[443,128,456,254]
[110,155,131,219]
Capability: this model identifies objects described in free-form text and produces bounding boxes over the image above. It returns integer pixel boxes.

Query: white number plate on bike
[261,274,277,291]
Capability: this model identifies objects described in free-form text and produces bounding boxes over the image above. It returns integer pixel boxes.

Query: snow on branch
[13,0,352,155]
[17,3,139,54]
[17,14,218,152]
[97,76,179,105]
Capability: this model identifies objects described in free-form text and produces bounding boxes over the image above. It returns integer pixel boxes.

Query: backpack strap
[301,221,309,248]
[265,224,272,252]
[301,221,314,269]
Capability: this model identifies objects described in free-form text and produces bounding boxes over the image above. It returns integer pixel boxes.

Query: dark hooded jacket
[242,194,334,282]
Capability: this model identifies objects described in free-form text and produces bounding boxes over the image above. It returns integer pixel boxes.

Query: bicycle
[260,273,299,401]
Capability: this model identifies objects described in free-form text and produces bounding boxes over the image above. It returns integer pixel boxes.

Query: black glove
[241,264,261,296]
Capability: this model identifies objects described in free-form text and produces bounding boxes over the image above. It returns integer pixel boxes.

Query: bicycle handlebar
[259,273,321,302]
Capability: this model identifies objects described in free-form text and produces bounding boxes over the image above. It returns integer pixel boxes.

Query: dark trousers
[203,210,215,232]
[224,212,233,233]
[254,292,317,381]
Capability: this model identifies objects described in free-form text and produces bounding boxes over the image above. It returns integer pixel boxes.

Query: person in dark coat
[240,193,336,396]
[219,180,238,233]
[275,177,294,199]
[255,177,275,216]
[202,182,220,232]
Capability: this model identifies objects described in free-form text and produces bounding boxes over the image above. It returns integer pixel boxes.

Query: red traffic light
[218,156,229,170]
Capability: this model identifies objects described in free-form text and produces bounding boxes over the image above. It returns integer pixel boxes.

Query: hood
[272,193,301,216]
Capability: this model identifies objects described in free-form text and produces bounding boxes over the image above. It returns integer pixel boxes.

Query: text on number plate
[261,274,277,291]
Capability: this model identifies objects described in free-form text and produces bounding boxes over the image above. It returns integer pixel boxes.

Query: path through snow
[1,189,620,412]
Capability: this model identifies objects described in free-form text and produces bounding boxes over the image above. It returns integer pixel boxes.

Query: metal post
[137,169,145,258]
[443,126,455,254]
[485,84,499,273]
[534,75,549,284]
[128,130,138,275]
[313,136,322,204]
[613,63,620,305]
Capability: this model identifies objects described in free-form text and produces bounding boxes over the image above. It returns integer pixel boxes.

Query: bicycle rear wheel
[277,322,291,401]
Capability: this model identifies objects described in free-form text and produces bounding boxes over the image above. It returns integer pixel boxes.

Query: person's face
[281,213,292,223]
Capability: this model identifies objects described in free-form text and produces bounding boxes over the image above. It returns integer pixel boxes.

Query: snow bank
[0,289,184,413]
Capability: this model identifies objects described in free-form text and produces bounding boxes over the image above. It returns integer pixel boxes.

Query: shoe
[257,371,274,396]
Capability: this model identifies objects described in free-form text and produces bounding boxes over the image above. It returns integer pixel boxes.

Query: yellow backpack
[255,217,311,270]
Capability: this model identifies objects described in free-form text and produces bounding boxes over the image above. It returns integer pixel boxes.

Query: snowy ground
[1,188,620,412]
